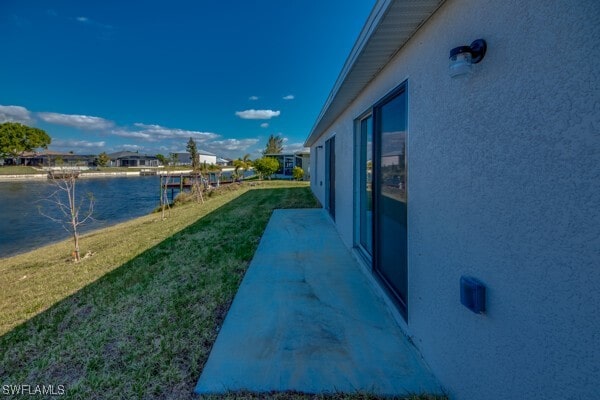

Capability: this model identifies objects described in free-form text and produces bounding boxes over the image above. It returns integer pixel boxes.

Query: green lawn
[0,181,445,400]
[0,165,42,175]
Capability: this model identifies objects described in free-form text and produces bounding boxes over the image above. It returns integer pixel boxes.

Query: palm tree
[262,135,283,155]
[242,153,252,177]
[233,158,243,180]
[233,154,253,180]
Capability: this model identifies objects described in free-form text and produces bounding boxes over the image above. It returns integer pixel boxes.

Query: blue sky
[0,0,375,160]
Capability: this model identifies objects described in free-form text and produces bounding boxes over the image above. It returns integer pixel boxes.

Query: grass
[0,181,444,400]
[0,165,42,175]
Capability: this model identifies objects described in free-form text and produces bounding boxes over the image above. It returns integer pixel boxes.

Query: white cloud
[249,96,259,101]
[207,138,259,151]
[73,16,114,39]
[121,144,144,151]
[0,105,34,124]
[130,123,219,142]
[38,112,114,130]
[110,129,152,140]
[205,138,261,160]
[260,123,269,128]
[51,139,106,152]
[235,109,280,120]
[283,95,295,100]
[283,142,309,153]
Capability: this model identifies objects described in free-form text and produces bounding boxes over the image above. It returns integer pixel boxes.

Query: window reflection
[380,95,406,203]
[360,116,373,255]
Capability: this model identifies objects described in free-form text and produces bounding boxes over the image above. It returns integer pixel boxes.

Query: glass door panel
[359,116,373,255]
[325,136,336,220]
[374,89,408,314]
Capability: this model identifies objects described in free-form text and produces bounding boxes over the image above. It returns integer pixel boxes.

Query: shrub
[292,166,304,181]
[174,191,193,205]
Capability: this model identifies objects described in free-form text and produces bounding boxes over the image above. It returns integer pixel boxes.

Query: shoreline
[0,208,156,260]
[0,169,247,182]
[0,171,151,182]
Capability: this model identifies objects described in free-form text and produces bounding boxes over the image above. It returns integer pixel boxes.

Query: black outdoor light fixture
[449,39,487,78]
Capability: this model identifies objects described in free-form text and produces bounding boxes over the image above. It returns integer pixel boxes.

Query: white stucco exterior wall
[199,154,217,165]
[308,0,600,399]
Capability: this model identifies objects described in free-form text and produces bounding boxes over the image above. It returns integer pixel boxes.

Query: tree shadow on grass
[0,187,319,400]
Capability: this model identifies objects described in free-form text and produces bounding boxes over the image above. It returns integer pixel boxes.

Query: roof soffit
[305,0,445,147]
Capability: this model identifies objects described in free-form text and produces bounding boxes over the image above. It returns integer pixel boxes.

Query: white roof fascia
[304,0,445,147]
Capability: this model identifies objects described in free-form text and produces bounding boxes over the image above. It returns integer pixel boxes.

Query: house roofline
[304,0,445,147]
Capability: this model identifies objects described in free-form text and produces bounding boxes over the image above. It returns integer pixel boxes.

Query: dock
[158,171,237,204]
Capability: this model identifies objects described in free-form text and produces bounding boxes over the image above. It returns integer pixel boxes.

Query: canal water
[0,176,160,258]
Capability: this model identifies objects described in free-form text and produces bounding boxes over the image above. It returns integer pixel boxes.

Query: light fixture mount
[468,39,487,63]
[449,39,487,78]
[450,39,487,64]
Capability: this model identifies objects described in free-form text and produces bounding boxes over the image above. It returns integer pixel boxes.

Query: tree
[292,166,304,181]
[97,152,110,167]
[253,157,280,180]
[191,170,205,204]
[0,122,51,160]
[233,158,244,176]
[263,134,284,155]
[241,153,252,176]
[233,153,252,179]
[169,152,179,166]
[38,171,94,262]
[186,137,199,170]
[160,174,172,220]
[156,153,167,166]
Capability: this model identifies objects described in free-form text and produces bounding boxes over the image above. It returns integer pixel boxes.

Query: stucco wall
[309,0,600,398]
[199,154,217,165]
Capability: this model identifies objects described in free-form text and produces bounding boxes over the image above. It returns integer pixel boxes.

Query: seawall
[0,171,147,182]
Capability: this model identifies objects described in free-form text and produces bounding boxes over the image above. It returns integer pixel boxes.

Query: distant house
[6,151,95,167]
[294,150,310,179]
[216,157,232,167]
[305,1,598,399]
[108,151,159,167]
[264,150,310,180]
[173,150,217,166]
[199,150,217,166]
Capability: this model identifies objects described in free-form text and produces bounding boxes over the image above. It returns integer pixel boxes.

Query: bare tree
[191,171,205,204]
[161,173,172,220]
[39,170,94,262]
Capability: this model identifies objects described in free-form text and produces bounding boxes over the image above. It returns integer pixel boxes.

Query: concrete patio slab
[195,209,443,396]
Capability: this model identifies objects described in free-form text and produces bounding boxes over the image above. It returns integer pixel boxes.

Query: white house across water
[305,0,599,399]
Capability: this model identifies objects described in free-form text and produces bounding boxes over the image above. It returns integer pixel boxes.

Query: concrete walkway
[195,209,443,396]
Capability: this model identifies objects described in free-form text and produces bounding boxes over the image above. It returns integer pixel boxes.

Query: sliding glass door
[357,83,408,318]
